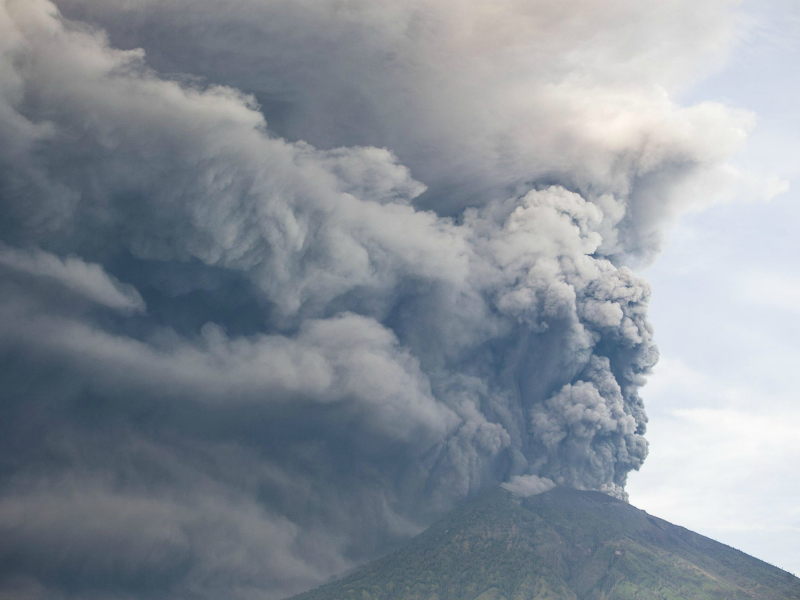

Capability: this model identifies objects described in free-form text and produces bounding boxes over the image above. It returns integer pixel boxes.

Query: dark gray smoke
[0,1,761,598]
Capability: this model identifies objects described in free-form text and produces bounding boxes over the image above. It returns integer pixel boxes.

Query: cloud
[0,245,146,312]
[0,0,767,598]
[52,0,776,263]
[502,475,556,498]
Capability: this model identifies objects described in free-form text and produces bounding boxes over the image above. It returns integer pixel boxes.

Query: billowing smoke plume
[0,0,775,598]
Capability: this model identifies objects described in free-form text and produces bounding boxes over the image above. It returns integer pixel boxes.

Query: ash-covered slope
[290,487,800,600]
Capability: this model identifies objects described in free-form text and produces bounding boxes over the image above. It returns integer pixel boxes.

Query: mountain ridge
[289,486,800,600]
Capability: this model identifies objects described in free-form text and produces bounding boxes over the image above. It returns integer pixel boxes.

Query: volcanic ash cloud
[0,0,774,598]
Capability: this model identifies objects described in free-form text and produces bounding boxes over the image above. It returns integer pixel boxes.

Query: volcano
[290,487,800,600]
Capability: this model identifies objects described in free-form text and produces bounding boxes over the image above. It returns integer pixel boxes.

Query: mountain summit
[290,487,800,600]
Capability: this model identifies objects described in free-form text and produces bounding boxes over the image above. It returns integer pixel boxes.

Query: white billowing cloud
[0,0,774,598]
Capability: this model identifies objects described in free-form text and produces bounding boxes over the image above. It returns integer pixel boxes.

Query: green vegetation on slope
[290,487,800,600]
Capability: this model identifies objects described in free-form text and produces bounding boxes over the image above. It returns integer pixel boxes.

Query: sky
[627,0,800,574]
[0,0,797,598]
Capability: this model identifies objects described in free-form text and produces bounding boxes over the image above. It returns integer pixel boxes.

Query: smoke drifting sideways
[0,1,778,599]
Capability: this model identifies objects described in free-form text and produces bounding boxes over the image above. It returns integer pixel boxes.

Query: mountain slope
[290,487,800,600]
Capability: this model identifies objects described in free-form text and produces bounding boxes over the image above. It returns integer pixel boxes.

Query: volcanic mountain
[290,486,800,600]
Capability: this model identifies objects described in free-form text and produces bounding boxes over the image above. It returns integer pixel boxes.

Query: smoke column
[0,0,777,598]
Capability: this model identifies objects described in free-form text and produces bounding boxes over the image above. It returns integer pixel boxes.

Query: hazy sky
[627,0,800,574]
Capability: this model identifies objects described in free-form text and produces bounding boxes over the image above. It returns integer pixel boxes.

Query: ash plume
[0,1,772,598]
